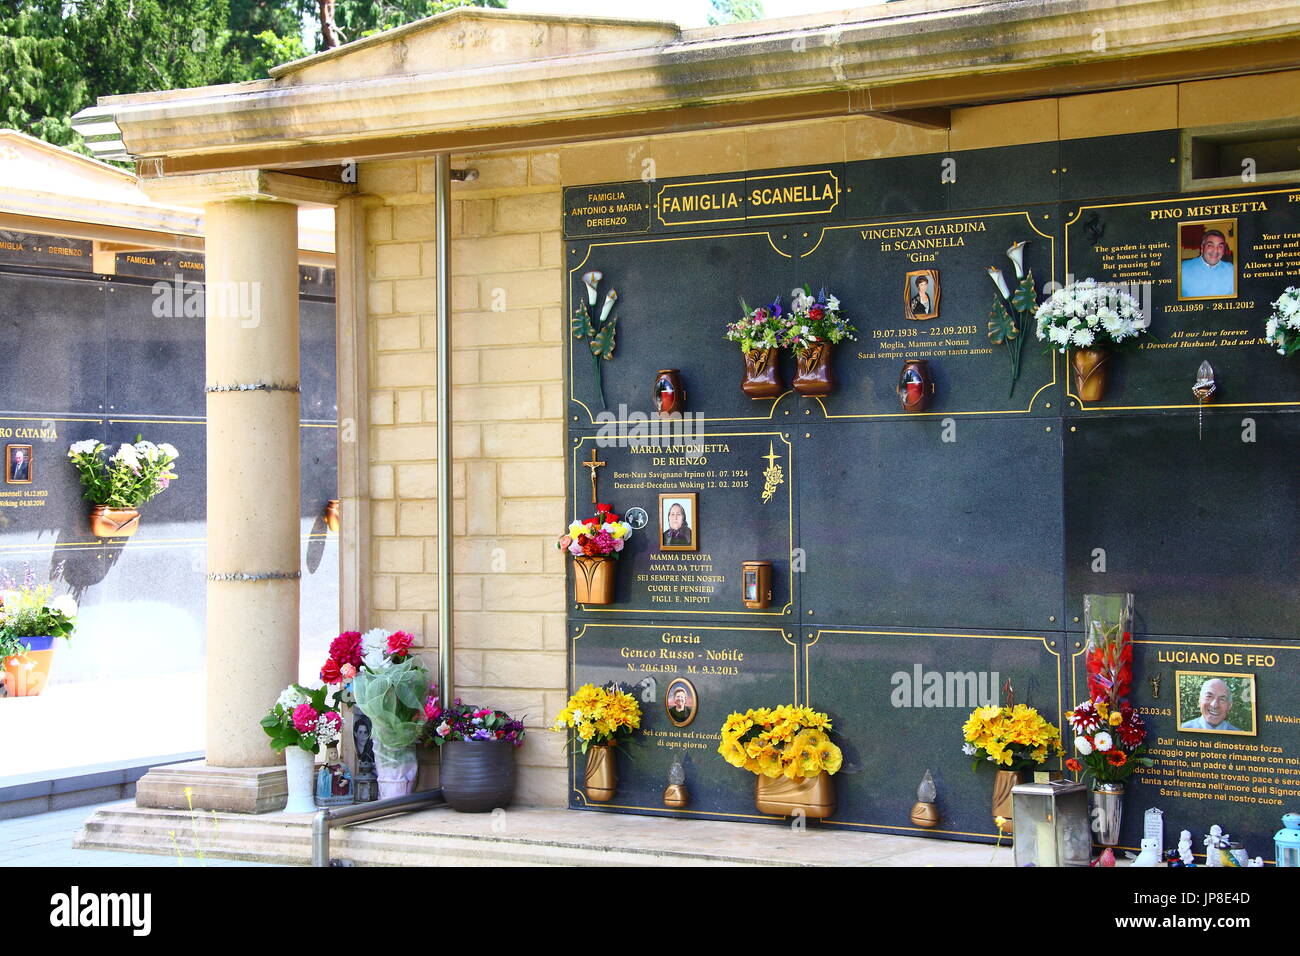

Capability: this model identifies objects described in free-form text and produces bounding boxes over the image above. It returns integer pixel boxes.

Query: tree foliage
[707,0,764,27]
[0,0,505,156]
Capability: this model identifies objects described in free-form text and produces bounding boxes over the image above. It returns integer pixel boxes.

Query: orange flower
[1066,758,1082,773]
[1106,751,1127,767]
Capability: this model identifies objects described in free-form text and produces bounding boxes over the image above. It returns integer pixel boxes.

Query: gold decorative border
[568,622,798,815]
[1063,186,1300,412]
[570,432,794,617]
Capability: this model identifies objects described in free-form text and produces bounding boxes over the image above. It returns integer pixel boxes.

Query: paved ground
[0,802,279,867]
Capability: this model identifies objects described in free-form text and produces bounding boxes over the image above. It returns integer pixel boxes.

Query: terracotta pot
[573,554,616,605]
[440,739,518,812]
[793,344,835,396]
[992,768,1029,834]
[1071,347,1111,402]
[90,505,140,538]
[741,348,783,399]
[755,771,835,819]
[583,743,617,803]
[897,358,934,413]
[653,369,686,415]
[2,636,55,698]
[325,499,341,533]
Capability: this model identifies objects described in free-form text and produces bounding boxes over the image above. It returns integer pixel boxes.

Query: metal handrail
[311,789,446,866]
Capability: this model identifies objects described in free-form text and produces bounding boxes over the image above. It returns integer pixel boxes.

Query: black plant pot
[440,739,518,812]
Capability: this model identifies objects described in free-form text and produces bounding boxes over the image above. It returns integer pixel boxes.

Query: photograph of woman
[659,493,698,551]
[904,270,940,320]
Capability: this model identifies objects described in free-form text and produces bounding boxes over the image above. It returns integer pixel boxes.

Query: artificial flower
[1093,731,1113,752]
[1006,240,1028,279]
[581,271,602,306]
[1075,735,1094,756]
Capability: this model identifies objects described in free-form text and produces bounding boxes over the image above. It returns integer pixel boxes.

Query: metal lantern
[1275,813,1300,867]
[1011,772,1091,867]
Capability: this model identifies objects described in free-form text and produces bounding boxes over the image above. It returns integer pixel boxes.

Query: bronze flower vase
[793,344,835,396]
[741,348,783,399]
[583,742,617,803]
[572,555,616,605]
[90,505,141,537]
[1071,347,1111,402]
[755,772,835,819]
[992,769,1028,833]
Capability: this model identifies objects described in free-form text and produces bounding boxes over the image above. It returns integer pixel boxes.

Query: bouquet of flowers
[725,298,788,354]
[1034,279,1149,353]
[0,563,77,660]
[67,437,179,508]
[784,285,855,355]
[557,503,632,558]
[1266,286,1300,356]
[260,684,342,754]
[551,683,641,753]
[421,689,526,748]
[1066,697,1152,784]
[351,628,430,749]
[1085,619,1133,707]
[318,629,364,704]
[962,704,1065,771]
[718,705,843,780]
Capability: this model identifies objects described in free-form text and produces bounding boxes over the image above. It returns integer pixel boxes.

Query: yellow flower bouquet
[551,683,641,753]
[718,705,843,780]
[962,703,1064,772]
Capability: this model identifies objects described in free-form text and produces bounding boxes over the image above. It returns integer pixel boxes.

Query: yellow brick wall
[355,71,1300,806]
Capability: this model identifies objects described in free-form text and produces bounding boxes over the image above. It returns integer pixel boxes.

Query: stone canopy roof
[71,1,1300,175]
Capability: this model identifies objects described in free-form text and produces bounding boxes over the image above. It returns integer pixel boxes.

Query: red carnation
[596,503,612,513]
[329,631,363,668]
[387,631,415,657]
[1066,758,1082,773]
[808,305,825,320]
[320,657,343,684]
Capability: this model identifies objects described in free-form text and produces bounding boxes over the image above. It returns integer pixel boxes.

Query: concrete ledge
[74,802,1014,867]
[134,760,287,815]
[0,752,202,821]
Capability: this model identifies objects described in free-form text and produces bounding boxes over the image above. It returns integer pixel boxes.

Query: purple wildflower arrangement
[421,689,526,748]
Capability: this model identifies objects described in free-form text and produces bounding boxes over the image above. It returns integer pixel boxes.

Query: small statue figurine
[1178,829,1196,867]
[1203,824,1229,867]
[1091,847,1116,867]
[315,743,354,807]
[1131,837,1162,867]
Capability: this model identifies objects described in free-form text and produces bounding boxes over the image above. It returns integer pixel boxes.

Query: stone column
[134,171,353,812]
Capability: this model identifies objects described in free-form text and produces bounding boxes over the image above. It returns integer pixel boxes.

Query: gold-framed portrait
[4,444,33,484]
[1177,219,1238,300]
[665,677,698,728]
[658,492,698,552]
[904,269,940,320]
[1176,670,1256,736]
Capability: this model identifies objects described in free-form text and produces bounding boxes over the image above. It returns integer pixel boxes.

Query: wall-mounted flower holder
[742,560,772,609]
[897,359,934,413]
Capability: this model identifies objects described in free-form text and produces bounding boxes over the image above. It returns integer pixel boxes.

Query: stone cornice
[76,0,1300,167]
[139,170,355,207]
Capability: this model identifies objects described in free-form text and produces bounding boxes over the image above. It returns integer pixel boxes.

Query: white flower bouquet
[1034,279,1149,353]
[1265,286,1300,357]
[67,437,180,508]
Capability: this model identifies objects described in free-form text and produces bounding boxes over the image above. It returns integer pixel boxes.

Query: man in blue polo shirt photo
[1180,227,1235,297]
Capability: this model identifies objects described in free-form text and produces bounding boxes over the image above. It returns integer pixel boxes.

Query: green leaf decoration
[987,296,1016,345]
[591,315,618,360]
[1011,270,1037,314]
[572,302,593,339]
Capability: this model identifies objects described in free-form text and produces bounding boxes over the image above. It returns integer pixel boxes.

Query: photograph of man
[665,680,696,727]
[905,270,940,320]
[1178,674,1253,734]
[1178,222,1237,299]
[659,493,697,551]
[5,445,32,484]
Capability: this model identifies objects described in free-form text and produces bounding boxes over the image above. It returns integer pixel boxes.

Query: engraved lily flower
[598,289,618,324]
[988,266,1013,300]
[1006,241,1028,279]
[581,271,602,307]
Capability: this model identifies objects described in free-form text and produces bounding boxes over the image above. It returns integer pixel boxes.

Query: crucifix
[582,448,606,504]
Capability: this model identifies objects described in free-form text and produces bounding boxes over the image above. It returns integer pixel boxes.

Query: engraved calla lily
[582,271,603,306]
[988,266,1013,300]
[1006,241,1028,279]
[599,289,618,324]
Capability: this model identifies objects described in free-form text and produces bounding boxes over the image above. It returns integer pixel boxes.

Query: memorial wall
[0,231,339,699]
[562,131,1299,854]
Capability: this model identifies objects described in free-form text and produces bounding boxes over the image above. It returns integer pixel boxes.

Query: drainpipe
[435,153,454,701]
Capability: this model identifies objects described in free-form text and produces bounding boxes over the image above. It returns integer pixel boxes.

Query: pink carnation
[329,631,363,668]
[425,694,442,721]
[292,703,319,734]
[387,631,415,657]
[339,663,356,680]
[323,711,342,731]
